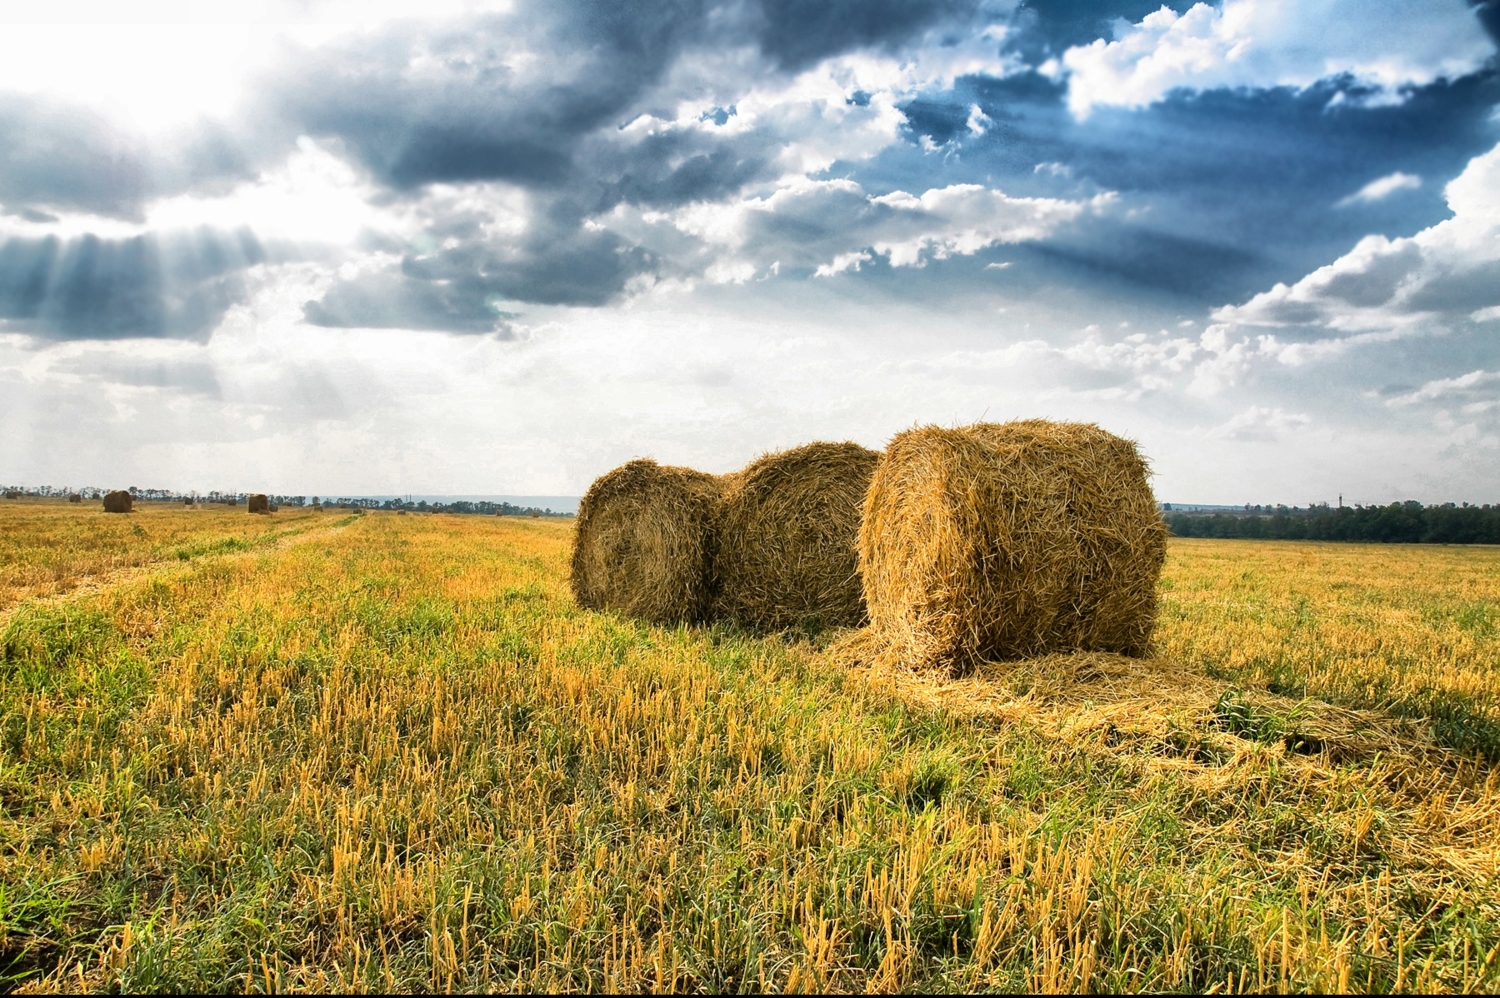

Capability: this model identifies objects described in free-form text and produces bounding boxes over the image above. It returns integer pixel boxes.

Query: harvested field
[1158,537,1500,762]
[714,441,879,630]
[0,505,1497,993]
[0,498,327,615]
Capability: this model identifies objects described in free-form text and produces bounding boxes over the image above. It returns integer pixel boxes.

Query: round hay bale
[713,441,880,630]
[183,497,193,506]
[859,420,1166,673]
[247,494,269,514]
[571,459,724,624]
[69,494,82,503]
[102,490,133,513]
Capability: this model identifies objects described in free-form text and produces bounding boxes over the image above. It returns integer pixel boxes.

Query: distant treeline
[1165,502,1500,544]
[0,485,570,518]
[377,498,570,517]
[1,485,312,506]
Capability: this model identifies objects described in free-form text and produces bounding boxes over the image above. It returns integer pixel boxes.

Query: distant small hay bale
[2,490,18,499]
[102,490,133,514]
[714,441,881,630]
[858,420,1166,674]
[183,497,193,506]
[530,509,541,518]
[268,503,279,513]
[571,459,724,624]
[247,494,270,514]
[69,494,82,503]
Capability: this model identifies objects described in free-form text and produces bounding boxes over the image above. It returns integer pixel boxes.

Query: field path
[0,511,363,632]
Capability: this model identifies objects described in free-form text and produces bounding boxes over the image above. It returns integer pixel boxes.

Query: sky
[1,0,1498,503]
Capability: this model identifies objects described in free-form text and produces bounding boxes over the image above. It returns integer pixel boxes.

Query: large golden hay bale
[102,490,133,513]
[713,441,880,629]
[247,494,269,514]
[571,459,724,624]
[858,420,1166,673]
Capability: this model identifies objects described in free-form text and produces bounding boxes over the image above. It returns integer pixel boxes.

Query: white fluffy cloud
[1210,405,1311,440]
[1181,140,1500,396]
[1060,0,1495,118]
[0,1,516,133]
[629,179,1107,282]
[1335,171,1421,207]
[1212,140,1500,336]
[1386,369,1500,411]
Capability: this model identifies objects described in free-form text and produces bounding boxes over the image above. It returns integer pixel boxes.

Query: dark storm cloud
[0,94,152,220]
[270,0,997,188]
[0,0,1022,330]
[587,129,772,211]
[5,0,1497,337]
[1474,0,1500,43]
[0,228,264,340]
[280,0,1011,322]
[848,67,1500,307]
[305,221,654,331]
[752,0,987,71]
[0,93,252,222]
[285,0,1500,326]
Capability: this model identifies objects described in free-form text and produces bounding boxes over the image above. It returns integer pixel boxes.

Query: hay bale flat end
[571,459,724,625]
[859,420,1166,674]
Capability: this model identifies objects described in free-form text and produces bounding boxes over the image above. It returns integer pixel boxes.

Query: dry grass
[0,513,1497,993]
[1156,538,1500,762]
[857,421,1166,674]
[0,499,325,617]
[714,442,879,630]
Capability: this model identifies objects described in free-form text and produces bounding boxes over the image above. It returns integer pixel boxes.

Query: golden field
[0,499,331,613]
[0,502,1497,993]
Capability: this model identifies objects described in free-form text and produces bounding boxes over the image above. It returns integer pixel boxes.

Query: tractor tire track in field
[0,512,365,634]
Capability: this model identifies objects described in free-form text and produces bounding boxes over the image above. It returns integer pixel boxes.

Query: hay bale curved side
[570,459,725,624]
[714,441,880,630]
[102,490,133,513]
[859,420,1166,673]
[247,494,269,514]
